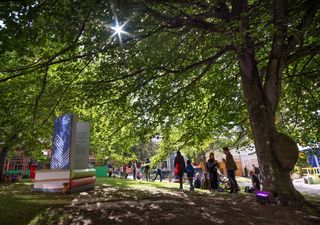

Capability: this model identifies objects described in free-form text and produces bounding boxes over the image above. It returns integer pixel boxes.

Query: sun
[110,19,131,44]
[111,23,125,37]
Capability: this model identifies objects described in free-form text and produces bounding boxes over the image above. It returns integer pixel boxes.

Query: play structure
[3,158,30,177]
[301,147,320,184]
[33,114,96,192]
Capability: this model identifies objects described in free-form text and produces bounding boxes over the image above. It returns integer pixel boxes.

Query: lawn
[0,181,76,225]
[0,177,196,225]
[0,178,320,225]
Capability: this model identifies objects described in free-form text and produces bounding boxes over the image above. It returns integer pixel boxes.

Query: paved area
[292,178,320,197]
[237,177,320,198]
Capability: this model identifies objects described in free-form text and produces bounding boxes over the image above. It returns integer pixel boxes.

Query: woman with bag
[206,152,218,192]
[174,151,186,192]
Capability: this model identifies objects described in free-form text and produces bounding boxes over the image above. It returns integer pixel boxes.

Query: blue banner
[307,149,320,167]
[50,114,73,170]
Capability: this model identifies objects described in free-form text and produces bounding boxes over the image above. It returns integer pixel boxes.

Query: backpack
[174,162,182,176]
[186,165,194,177]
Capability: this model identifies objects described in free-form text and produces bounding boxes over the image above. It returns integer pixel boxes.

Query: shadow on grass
[95,177,230,196]
[96,177,180,190]
[34,180,320,225]
[96,176,209,189]
[0,182,75,225]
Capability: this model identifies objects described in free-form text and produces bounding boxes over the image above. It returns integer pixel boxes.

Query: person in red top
[174,151,186,192]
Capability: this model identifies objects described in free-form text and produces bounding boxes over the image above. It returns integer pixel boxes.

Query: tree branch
[263,0,288,114]
[40,58,95,126]
[141,3,226,33]
[32,63,49,125]
[287,44,320,64]
[287,0,320,52]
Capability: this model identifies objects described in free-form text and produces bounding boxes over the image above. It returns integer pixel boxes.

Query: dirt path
[33,184,320,225]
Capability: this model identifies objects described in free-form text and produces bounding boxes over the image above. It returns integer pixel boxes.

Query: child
[201,172,210,190]
[194,172,201,189]
[186,160,195,192]
[136,172,142,180]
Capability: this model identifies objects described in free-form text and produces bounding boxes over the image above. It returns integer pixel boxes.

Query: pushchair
[217,169,231,192]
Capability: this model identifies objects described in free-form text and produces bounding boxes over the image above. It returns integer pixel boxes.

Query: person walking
[174,151,186,192]
[186,159,195,192]
[123,164,128,179]
[132,160,137,180]
[206,152,218,192]
[222,147,239,193]
[144,158,151,181]
[120,166,124,178]
[153,163,163,182]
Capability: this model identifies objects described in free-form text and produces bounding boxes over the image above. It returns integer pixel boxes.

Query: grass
[1,177,318,225]
[0,178,183,225]
[0,181,75,225]
[96,177,220,195]
[0,177,214,225]
[97,177,179,189]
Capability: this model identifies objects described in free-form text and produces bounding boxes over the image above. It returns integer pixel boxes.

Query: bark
[237,49,304,203]
[0,147,8,182]
[238,45,304,202]
[233,0,304,205]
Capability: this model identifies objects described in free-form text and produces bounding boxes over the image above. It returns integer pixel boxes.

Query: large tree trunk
[234,0,304,204]
[237,47,303,203]
[0,147,8,182]
[246,97,303,202]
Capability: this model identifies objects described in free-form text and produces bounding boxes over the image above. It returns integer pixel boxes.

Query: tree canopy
[0,0,319,172]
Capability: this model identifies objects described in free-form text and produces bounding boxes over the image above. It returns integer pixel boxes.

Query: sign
[70,122,90,170]
[50,114,75,170]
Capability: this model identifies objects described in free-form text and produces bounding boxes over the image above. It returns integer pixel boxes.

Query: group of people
[108,159,163,182]
[142,158,164,182]
[174,147,240,193]
[117,161,141,180]
[108,146,262,194]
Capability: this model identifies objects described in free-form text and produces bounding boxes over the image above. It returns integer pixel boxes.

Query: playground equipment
[302,167,320,184]
[4,158,30,177]
[300,147,320,184]
[33,114,95,192]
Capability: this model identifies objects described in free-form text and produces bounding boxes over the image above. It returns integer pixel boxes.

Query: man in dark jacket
[222,147,239,193]
[174,151,186,192]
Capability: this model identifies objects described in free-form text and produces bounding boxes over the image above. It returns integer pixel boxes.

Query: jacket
[226,152,236,170]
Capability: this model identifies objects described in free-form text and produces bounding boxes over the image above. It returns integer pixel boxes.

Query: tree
[1,0,320,204]
[0,0,99,178]
[116,0,319,203]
